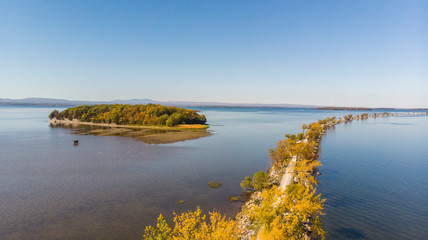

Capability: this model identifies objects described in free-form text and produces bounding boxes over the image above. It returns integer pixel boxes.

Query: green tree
[240,176,252,190]
[252,170,270,191]
[49,110,59,119]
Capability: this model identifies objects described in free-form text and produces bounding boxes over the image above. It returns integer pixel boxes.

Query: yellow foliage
[249,185,325,240]
[172,207,207,239]
[270,138,296,170]
[145,117,339,240]
[143,214,172,240]
[143,207,238,240]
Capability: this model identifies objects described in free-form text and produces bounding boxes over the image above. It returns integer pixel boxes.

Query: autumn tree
[143,207,238,240]
[49,104,207,127]
[301,124,307,134]
[240,171,270,192]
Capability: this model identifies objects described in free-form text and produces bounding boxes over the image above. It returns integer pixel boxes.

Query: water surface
[1,106,426,239]
[318,116,428,240]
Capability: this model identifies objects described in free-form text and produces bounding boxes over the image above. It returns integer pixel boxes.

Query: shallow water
[318,116,428,240]
[0,106,426,239]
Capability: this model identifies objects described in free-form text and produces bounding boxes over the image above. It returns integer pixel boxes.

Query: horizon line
[1,97,428,110]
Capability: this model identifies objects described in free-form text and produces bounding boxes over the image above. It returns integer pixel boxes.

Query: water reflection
[49,122,210,144]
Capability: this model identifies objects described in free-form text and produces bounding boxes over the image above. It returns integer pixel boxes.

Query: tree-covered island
[49,104,206,127]
[49,104,210,144]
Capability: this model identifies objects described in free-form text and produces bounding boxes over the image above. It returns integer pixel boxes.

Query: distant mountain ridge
[0,97,320,108]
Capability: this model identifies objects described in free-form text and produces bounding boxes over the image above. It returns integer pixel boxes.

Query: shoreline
[236,111,428,239]
[49,118,209,130]
[50,118,211,144]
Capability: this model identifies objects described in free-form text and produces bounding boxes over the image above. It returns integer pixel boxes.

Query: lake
[0,106,426,239]
[318,115,428,240]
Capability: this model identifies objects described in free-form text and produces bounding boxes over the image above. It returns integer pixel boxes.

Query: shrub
[252,171,270,191]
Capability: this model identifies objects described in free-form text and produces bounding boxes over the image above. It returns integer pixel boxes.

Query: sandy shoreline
[49,118,208,129]
[49,118,211,144]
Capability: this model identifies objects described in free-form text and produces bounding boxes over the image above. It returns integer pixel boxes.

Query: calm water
[318,116,428,240]
[0,106,426,239]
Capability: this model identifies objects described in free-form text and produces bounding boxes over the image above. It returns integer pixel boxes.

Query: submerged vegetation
[143,113,404,239]
[208,181,223,188]
[49,104,206,127]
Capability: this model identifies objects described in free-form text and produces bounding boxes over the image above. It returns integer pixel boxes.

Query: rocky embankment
[235,111,427,240]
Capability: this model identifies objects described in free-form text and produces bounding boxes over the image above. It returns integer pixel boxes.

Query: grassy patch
[177,124,209,129]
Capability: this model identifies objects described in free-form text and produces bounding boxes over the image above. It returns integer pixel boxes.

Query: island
[49,104,211,144]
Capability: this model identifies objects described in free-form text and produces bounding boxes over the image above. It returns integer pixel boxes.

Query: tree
[143,208,238,240]
[143,214,172,240]
[301,124,307,134]
[240,176,252,191]
[49,104,207,127]
[49,110,59,119]
[252,170,270,191]
[240,171,270,192]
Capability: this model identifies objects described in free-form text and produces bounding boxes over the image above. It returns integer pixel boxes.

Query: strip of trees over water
[49,104,206,127]
[143,113,405,239]
[143,117,339,240]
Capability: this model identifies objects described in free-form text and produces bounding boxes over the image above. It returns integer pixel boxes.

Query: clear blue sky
[1,0,427,108]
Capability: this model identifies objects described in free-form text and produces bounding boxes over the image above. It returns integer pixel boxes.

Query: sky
[0,0,427,108]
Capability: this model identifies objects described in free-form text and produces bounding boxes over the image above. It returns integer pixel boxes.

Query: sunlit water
[0,106,426,239]
[318,116,428,240]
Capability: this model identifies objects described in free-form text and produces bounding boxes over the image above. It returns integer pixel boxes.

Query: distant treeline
[49,104,206,127]
[316,107,395,111]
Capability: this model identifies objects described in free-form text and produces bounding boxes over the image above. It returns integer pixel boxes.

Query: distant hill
[0,97,320,108]
[316,107,396,111]
[0,98,100,106]
[0,98,153,106]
